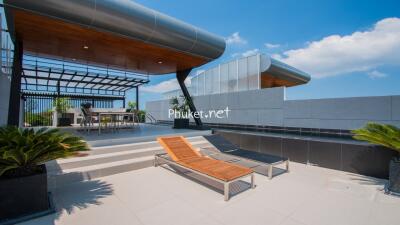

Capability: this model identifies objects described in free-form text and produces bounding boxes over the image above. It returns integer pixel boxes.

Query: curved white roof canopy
[260,54,310,86]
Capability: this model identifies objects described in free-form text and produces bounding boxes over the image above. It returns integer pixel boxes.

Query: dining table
[97,112,136,135]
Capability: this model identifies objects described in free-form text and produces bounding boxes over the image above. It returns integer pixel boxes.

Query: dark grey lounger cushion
[204,134,287,164]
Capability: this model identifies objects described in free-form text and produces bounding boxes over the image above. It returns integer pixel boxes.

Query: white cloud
[231,48,259,58]
[274,17,400,78]
[265,43,280,49]
[226,32,247,45]
[367,70,387,79]
[242,49,259,57]
[141,78,190,93]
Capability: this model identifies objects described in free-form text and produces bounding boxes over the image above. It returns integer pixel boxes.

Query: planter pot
[58,117,72,126]
[388,158,400,194]
[0,164,49,222]
[173,119,189,129]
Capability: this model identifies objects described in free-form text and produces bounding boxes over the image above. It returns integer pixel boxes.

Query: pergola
[20,55,149,107]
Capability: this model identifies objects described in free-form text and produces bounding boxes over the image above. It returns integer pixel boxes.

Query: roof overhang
[4,0,226,75]
[260,54,311,88]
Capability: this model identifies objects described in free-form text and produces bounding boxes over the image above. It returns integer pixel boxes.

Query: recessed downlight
[83,45,89,49]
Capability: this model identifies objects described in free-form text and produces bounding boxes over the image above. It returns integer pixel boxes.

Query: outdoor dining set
[78,103,139,134]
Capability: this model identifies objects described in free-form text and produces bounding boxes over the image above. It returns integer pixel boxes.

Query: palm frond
[0,126,89,176]
[352,122,400,153]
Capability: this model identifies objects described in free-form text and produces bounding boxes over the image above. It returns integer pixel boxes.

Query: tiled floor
[19,162,400,225]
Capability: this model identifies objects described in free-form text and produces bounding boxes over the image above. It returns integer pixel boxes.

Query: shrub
[137,110,146,122]
[169,95,191,115]
[53,97,71,113]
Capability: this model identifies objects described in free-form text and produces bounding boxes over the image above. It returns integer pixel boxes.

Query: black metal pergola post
[176,69,202,127]
[8,38,23,126]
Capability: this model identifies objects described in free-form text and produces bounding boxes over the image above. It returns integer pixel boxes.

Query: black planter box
[58,117,72,126]
[388,159,400,194]
[0,165,49,222]
[173,119,189,129]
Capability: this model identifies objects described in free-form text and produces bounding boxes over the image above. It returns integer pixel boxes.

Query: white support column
[52,108,58,127]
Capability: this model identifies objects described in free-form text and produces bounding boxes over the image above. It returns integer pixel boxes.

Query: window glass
[220,63,229,93]
[198,72,204,96]
[238,58,248,91]
[205,70,213,95]
[247,55,259,90]
[190,76,198,96]
[228,61,237,92]
[211,67,220,94]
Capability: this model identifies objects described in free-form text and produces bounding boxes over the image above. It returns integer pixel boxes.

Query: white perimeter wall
[146,87,400,130]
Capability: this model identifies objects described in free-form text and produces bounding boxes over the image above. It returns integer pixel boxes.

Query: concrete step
[46,135,213,189]
[48,156,154,190]
[50,139,212,170]
[49,146,163,170]
[87,136,210,155]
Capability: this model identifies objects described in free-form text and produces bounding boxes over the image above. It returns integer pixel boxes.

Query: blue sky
[2,1,398,109]
[131,0,400,109]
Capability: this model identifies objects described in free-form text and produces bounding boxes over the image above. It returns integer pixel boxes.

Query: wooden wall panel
[260,73,299,88]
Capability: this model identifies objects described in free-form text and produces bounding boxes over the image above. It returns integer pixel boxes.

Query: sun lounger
[155,136,255,201]
[202,134,289,179]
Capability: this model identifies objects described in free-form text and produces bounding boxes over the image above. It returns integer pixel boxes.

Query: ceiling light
[83,45,89,49]
[157,61,163,64]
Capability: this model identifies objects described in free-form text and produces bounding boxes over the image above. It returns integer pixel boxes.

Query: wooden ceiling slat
[13,9,209,75]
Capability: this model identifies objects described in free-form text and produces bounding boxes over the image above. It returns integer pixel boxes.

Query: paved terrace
[19,161,399,225]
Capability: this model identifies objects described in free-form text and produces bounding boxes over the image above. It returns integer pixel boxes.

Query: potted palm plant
[0,126,88,222]
[53,97,72,126]
[126,101,137,122]
[352,122,400,195]
[170,96,191,129]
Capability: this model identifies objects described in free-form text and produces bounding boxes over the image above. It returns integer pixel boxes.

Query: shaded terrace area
[17,55,150,128]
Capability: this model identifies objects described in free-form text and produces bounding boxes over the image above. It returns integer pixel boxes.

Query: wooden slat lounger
[155,136,255,201]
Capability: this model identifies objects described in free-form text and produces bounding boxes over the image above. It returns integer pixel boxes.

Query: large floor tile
[279,218,308,225]
[290,189,374,225]
[211,199,287,225]
[189,216,223,225]
[135,197,206,225]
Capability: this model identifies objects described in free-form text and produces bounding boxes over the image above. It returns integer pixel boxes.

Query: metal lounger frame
[200,148,290,180]
[154,153,255,201]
